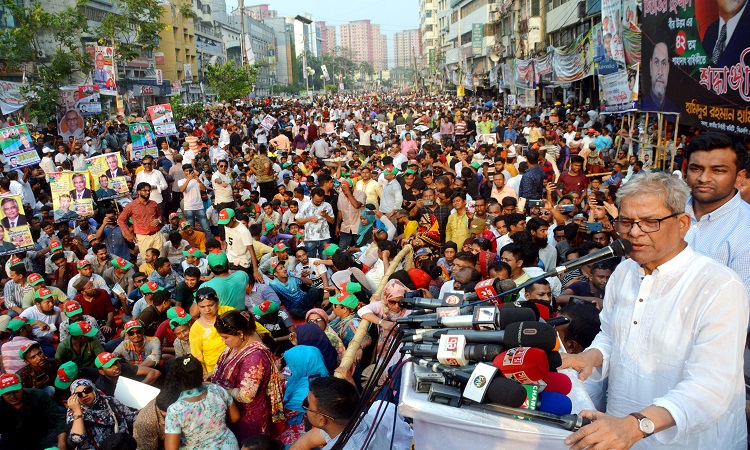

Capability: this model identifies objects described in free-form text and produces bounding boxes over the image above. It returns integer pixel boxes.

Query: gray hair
[616,172,689,214]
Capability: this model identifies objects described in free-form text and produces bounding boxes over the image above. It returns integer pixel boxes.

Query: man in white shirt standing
[562,172,747,450]
[178,164,213,240]
[379,166,403,217]
[217,208,263,283]
[134,155,168,218]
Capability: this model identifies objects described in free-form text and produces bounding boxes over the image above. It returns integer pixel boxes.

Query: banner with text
[49,171,94,222]
[0,194,33,255]
[641,0,750,133]
[148,103,177,137]
[0,124,40,169]
[87,153,129,200]
[129,122,158,161]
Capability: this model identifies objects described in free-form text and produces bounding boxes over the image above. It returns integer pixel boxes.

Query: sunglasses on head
[307,318,325,324]
[75,386,94,398]
[127,329,143,336]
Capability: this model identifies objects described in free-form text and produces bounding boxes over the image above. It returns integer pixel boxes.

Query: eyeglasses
[142,162,152,166]
[75,386,94,398]
[302,404,339,421]
[307,318,325,324]
[127,329,143,336]
[613,213,679,234]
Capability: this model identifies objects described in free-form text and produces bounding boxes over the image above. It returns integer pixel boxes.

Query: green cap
[263,222,275,235]
[383,166,399,175]
[111,257,133,270]
[69,320,98,337]
[55,361,78,389]
[253,300,280,316]
[140,281,164,294]
[95,352,120,369]
[273,242,288,253]
[0,374,22,395]
[207,251,228,268]
[218,208,235,225]
[322,243,339,256]
[470,162,481,169]
[404,169,416,175]
[331,293,359,309]
[341,178,353,187]
[182,247,204,258]
[166,306,192,327]
[342,282,362,294]
[7,317,31,333]
[18,342,40,359]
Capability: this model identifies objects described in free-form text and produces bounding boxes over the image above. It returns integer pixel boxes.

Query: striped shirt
[685,192,750,302]
[3,280,32,310]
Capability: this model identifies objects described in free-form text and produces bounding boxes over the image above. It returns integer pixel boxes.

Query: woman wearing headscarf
[355,210,376,248]
[294,323,339,374]
[277,345,328,448]
[476,250,499,280]
[305,308,345,364]
[66,379,136,450]
[358,279,413,384]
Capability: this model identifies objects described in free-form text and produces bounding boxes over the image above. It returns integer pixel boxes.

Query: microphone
[438,306,538,330]
[471,278,520,305]
[537,391,572,415]
[539,372,572,395]
[402,339,504,366]
[413,358,472,384]
[545,316,571,327]
[404,322,557,352]
[493,347,550,383]
[542,239,632,278]
[470,402,590,431]
[546,350,563,372]
[481,376,529,408]
[400,292,471,310]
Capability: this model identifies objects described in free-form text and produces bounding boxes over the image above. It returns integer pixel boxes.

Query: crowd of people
[0,92,748,449]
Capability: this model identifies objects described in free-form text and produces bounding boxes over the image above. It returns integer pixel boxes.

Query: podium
[398,362,595,450]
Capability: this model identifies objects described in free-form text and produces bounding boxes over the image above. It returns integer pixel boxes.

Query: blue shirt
[269,277,306,309]
[102,225,130,260]
[148,270,183,295]
[518,165,545,200]
[685,191,750,304]
[503,128,517,143]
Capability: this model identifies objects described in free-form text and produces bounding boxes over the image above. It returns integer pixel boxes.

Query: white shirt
[379,179,403,215]
[20,306,61,342]
[224,222,254,268]
[67,273,111,298]
[135,169,168,203]
[177,178,203,211]
[588,246,747,449]
[296,201,334,241]
[211,171,233,204]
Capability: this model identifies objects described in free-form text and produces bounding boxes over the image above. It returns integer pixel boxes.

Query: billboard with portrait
[49,171,94,222]
[0,194,32,255]
[87,153,129,200]
[0,124,41,169]
[147,103,177,137]
[129,122,158,161]
[641,0,750,133]
[93,46,117,96]
[77,85,101,115]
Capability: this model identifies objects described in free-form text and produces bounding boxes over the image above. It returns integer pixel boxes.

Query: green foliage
[170,94,204,119]
[324,84,337,93]
[0,0,91,121]
[178,3,199,20]
[204,60,257,102]
[272,84,301,95]
[95,0,168,62]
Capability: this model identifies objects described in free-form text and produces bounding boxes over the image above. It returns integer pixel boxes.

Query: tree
[204,60,257,102]
[95,0,168,62]
[0,0,91,121]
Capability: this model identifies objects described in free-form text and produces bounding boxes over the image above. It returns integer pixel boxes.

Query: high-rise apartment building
[316,21,337,56]
[339,20,388,71]
[393,29,422,68]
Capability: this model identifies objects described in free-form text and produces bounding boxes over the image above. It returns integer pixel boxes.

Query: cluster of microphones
[396,239,632,431]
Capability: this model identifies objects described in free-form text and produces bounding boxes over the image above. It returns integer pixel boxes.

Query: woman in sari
[294,323,339,374]
[305,308,345,364]
[277,345,328,447]
[66,379,136,450]
[212,310,285,442]
[409,213,442,256]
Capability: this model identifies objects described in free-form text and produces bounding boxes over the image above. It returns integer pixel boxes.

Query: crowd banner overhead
[0,194,32,255]
[129,122,159,161]
[641,0,750,133]
[86,153,129,200]
[49,171,94,222]
[148,103,178,137]
[93,46,117,96]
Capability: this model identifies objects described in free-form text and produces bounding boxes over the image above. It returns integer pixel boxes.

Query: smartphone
[35,373,47,382]
[556,182,565,190]
[528,199,545,207]
[561,204,575,213]
[586,222,603,232]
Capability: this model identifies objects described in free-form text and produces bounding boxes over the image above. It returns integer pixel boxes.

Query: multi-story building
[316,21,337,56]
[393,29,422,69]
[264,17,293,85]
[419,0,440,70]
[339,20,388,72]
[244,4,277,21]
[155,0,198,101]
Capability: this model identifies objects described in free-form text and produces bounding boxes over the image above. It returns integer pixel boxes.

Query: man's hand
[150,219,160,227]
[558,349,601,381]
[33,373,50,388]
[253,269,264,284]
[565,411,642,450]
[100,325,113,335]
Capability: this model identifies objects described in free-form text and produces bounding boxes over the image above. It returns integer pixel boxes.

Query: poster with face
[49,171,93,222]
[86,153,129,200]
[148,103,177,137]
[0,124,41,169]
[0,194,32,255]
[129,122,158,160]
[93,46,117,96]
[77,85,101,115]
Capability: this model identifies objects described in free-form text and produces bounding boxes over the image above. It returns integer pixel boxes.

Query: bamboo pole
[669,114,680,172]
[656,113,664,170]
[641,112,649,162]
[336,244,414,378]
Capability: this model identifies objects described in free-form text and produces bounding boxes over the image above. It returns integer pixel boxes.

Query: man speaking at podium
[561,172,748,449]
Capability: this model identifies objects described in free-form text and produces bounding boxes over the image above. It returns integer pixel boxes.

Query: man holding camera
[178,164,213,240]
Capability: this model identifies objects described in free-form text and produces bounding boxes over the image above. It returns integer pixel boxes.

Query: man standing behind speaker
[561,172,747,449]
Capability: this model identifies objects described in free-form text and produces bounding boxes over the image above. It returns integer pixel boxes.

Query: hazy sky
[225,0,421,64]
